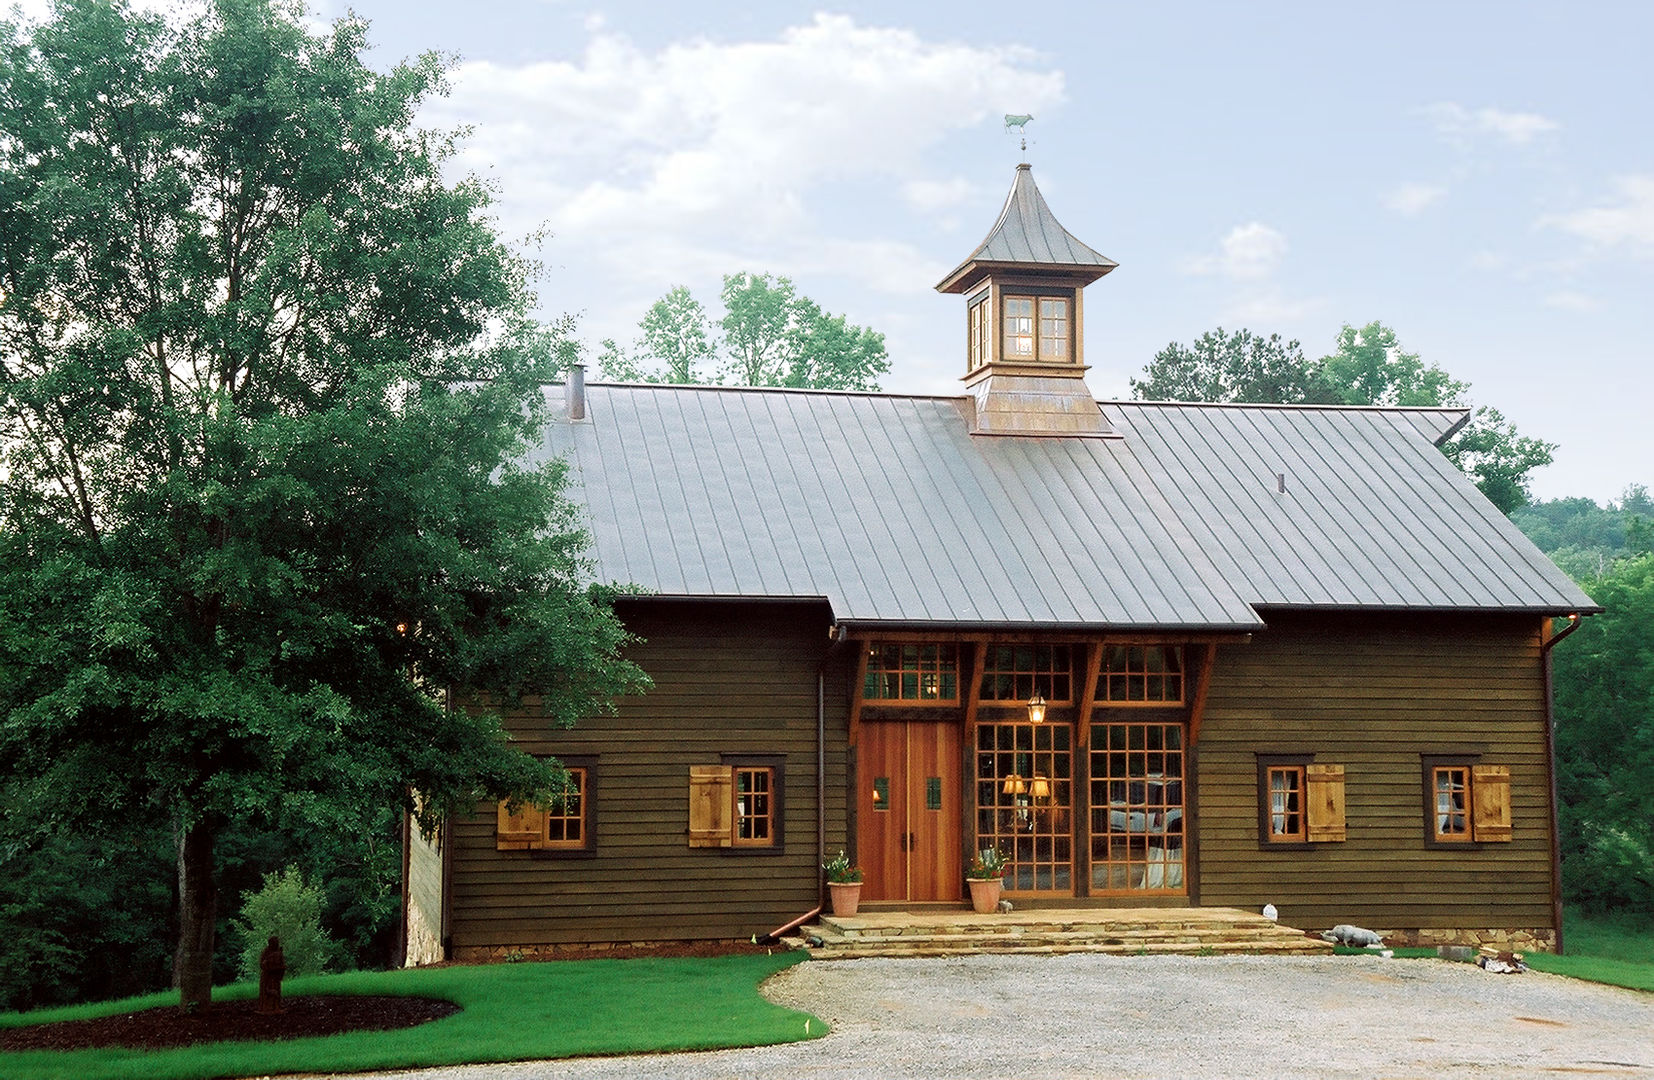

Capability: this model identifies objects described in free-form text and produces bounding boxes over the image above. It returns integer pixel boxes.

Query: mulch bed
[0,995,460,1053]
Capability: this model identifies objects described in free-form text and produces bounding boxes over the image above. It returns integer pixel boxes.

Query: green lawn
[1527,908,1654,993]
[0,952,823,1080]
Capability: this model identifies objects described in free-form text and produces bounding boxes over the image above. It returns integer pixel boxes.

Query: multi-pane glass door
[974,722,1073,893]
[1089,722,1185,893]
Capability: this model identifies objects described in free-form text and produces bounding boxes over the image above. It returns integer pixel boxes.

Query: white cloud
[1182,222,1288,280]
[1224,290,1322,325]
[1542,290,1601,312]
[423,14,1064,292]
[1541,175,1654,255]
[903,177,976,213]
[1424,102,1560,145]
[1383,181,1448,216]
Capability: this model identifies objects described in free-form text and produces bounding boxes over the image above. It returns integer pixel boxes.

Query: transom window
[543,767,588,848]
[864,643,959,702]
[1097,645,1184,704]
[979,644,1073,703]
[734,766,774,846]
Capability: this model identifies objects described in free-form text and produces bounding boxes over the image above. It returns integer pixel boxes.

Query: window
[688,759,784,850]
[734,766,775,846]
[1090,722,1185,892]
[1002,296,1035,358]
[1255,756,1345,847]
[863,642,959,703]
[1096,645,1184,704]
[976,722,1073,893]
[496,764,593,853]
[968,293,989,370]
[1422,757,1511,845]
[979,644,1073,703]
[1002,294,1071,363]
[1265,764,1306,843]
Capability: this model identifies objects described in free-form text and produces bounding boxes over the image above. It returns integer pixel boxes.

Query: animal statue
[1003,113,1034,133]
[1320,924,1384,947]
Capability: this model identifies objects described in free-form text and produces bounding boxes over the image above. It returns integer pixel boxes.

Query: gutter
[1539,612,1583,955]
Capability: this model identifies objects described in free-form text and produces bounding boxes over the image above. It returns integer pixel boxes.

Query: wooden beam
[962,640,985,739]
[1074,641,1102,752]
[847,641,870,751]
[1186,643,1217,747]
[845,628,1254,646]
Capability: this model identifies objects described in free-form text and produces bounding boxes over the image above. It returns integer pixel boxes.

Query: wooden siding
[1193,612,1554,931]
[446,600,849,947]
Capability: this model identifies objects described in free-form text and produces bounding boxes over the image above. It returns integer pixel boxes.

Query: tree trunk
[174,819,218,1010]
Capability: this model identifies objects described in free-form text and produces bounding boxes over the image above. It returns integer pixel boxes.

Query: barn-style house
[403,164,1595,964]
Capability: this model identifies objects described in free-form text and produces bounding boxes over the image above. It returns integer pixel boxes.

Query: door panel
[857,721,961,902]
[909,721,962,900]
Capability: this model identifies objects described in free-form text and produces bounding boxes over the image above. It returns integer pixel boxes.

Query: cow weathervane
[1004,113,1033,153]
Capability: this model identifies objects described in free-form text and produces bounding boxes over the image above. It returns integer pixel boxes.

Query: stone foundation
[1372,927,1555,953]
[453,940,752,963]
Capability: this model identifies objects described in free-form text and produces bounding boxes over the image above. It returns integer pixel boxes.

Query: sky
[15,0,1653,503]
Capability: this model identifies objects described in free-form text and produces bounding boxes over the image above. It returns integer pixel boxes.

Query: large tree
[1133,321,1554,513]
[0,0,643,1010]
[598,273,889,390]
[1129,327,1339,404]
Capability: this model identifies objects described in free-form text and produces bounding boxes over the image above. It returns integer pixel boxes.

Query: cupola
[937,163,1117,436]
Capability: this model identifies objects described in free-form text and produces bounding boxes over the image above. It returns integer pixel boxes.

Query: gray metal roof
[530,385,1596,628]
[936,164,1118,293]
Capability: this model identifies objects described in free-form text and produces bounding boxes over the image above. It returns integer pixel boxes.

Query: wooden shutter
[497,801,545,851]
[688,765,734,848]
[1471,764,1512,842]
[1305,763,1346,842]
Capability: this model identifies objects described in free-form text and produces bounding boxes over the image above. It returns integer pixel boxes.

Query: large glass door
[1089,722,1186,893]
[974,722,1074,894]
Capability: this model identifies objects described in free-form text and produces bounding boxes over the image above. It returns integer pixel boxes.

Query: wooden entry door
[858,721,962,902]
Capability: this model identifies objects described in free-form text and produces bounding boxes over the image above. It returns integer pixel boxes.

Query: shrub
[232,866,338,981]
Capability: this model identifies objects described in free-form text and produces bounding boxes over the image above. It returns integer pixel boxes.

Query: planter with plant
[823,849,863,916]
[966,847,1008,914]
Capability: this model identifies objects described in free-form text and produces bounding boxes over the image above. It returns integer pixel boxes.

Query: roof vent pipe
[566,363,586,421]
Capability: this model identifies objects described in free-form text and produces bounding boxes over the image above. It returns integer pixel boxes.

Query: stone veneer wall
[1373,926,1556,953]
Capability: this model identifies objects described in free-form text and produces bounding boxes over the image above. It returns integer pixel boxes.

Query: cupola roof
[936,163,1117,294]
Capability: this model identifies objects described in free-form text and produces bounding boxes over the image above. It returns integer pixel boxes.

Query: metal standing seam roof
[528,384,1597,629]
[936,164,1118,292]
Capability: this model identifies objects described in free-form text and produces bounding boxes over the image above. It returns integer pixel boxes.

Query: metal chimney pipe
[566,363,586,421]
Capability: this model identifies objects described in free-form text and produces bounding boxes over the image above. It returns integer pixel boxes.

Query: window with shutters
[689,757,784,851]
[1256,755,1345,848]
[495,763,593,855]
[1422,756,1511,845]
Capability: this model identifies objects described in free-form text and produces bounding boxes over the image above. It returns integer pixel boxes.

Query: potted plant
[823,849,863,916]
[966,847,1008,914]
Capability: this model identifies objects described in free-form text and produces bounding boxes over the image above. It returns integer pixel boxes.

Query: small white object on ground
[1261,903,1277,921]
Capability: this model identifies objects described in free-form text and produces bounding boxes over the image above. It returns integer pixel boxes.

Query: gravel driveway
[343,954,1654,1080]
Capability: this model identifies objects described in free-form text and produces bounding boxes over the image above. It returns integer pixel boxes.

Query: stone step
[784,933,1332,960]
[819,917,1291,940]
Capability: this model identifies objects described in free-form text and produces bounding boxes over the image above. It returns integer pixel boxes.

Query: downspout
[1540,612,1582,955]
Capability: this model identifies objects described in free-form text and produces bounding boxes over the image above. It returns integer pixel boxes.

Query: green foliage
[966,847,1007,880]
[232,867,337,981]
[0,829,175,1013]
[821,849,861,883]
[600,273,889,390]
[0,0,646,1007]
[1132,320,1553,512]
[1551,553,1654,916]
[1513,486,1654,573]
[1131,328,1338,404]
[0,954,821,1080]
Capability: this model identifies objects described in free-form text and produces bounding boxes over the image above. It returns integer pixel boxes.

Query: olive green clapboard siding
[446,600,850,948]
[1193,611,1554,930]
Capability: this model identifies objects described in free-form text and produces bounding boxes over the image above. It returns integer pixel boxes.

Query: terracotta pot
[967,876,1004,914]
[828,881,862,916]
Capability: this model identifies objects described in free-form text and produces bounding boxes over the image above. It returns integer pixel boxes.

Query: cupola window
[1002,294,1070,363]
